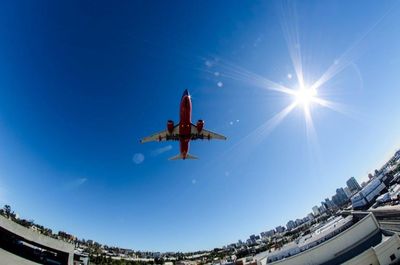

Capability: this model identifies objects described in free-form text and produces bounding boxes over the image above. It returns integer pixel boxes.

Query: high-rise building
[336,188,349,205]
[395,150,400,160]
[312,206,320,216]
[344,187,352,198]
[295,218,303,226]
[286,220,295,230]
[320,202,327,212]
[261,229,275,238]
[275,226,285,233]
[307,213,315,221]
[324,198,335,209]
[346,177,361,193]
[332,194,340,206]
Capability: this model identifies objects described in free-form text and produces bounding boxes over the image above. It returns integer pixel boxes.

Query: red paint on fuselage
[179,90,192,159]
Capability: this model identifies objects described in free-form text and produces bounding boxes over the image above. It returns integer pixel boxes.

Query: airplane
[140,89,227,160]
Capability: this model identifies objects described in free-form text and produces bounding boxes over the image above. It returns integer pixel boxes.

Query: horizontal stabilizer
[169,153,198,160]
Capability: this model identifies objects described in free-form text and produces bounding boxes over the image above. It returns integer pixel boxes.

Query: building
[344,187,352,198]
[307,213,314,221]
[333,188,349,207]
[347,177,361,193]
[256,213,400,265]
[261,229,275,238]
[319,203,327,214]
[338,187,349,200]
[275,226,285,234]
[394,150,400,160]
[332,194,340,207]
[295,219,303,227]
[325,198,335,209]
[286,220,295,231]
[351,178,386,210]
[312,206,320,216]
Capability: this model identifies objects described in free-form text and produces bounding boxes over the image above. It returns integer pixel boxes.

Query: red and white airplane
[140,89,227,160]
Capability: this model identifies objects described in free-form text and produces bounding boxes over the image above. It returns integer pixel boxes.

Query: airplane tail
[169,153,198,160]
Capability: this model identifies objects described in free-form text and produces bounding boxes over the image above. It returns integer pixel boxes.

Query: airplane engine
[167,120,174,134]
[196,119,204,133]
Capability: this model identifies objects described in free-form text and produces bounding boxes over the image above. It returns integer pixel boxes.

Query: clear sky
[1,0,400,252]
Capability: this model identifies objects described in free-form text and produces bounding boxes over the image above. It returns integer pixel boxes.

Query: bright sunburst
[293,86,318,108]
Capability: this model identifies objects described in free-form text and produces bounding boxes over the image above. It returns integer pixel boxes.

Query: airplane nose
[183,89,189,97]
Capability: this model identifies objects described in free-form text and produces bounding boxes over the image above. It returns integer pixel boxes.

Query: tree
[4,205,11,218]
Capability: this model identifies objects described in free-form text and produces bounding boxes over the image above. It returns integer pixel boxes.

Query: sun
[293,86,318,107]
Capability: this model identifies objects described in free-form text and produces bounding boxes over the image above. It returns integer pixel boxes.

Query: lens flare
[293,87,318,107]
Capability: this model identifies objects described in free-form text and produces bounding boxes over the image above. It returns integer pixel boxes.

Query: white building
[351,178,386,209]
[256,213,400,265]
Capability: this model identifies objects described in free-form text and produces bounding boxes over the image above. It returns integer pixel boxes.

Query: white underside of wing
[190,124,227,140]
[140,125,179,143]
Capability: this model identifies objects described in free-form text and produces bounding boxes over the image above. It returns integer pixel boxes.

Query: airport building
[255,213,400,265]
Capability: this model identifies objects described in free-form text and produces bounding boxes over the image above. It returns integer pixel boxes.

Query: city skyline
[1,0,400,252]
[0,151,393,253]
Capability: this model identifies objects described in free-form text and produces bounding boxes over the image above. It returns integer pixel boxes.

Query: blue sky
[1,0,400,252]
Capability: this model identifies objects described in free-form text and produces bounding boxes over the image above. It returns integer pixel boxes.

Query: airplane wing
[140,125,179,143]
[190,124,227,140]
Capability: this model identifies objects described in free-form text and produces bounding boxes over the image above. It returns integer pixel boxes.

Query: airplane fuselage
[140,89,226,160]
[179,90,192,159]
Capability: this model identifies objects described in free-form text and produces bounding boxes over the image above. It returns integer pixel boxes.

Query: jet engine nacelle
[196,119,204,133]
[167,120,174,134]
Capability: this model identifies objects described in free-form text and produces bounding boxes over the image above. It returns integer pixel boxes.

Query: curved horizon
[1,0,400,252]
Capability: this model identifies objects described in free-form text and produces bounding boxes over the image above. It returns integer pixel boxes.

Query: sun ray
[216,60,296,95]
[303,105,317,145]
[196,0,396,175]
[213,101,298,165]
[311,97,360,120]
[252,102,298,145]
[279,0,305,88]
